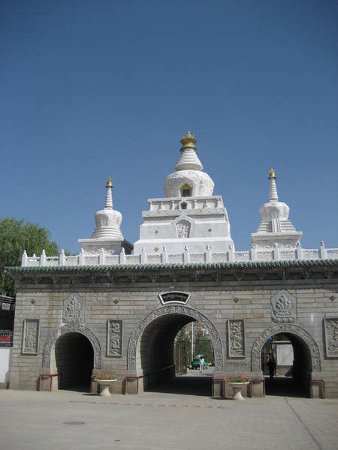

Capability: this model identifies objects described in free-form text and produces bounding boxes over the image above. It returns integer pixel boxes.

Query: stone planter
[228,382,250,400]
[95,379,117,397]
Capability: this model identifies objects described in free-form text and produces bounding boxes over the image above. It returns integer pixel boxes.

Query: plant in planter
[226,374,250,400]
[95,373,117,381]
[94,374,118,396]
[226,375,250,383]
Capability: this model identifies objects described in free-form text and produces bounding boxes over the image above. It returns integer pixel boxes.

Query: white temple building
[21,132,338,267]
[9,132,338,399]
[133,131,234,257]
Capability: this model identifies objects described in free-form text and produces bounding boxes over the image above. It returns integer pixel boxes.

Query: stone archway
[55,332,94,390]
[42,324,102,369]
[251,324,321,372]
[127,304,224,372]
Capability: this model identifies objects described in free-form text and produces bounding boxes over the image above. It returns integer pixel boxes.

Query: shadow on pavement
[265,376,309,397]
[147,374,213,397]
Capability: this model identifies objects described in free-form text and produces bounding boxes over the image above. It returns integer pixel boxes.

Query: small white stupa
[78,178,132,255]
[251,169,302,249]
[133,132,234,256]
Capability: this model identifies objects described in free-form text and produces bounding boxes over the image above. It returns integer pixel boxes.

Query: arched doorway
[127,305,223,396]
[55,332,94,391]
[252,325,321,398]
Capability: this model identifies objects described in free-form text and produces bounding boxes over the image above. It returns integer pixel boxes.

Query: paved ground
[0,380,337,450]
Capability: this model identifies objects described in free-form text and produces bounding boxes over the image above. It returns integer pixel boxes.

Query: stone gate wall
[8,261,338,397]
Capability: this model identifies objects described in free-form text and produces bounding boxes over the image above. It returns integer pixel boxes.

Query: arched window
[181,184,192,197]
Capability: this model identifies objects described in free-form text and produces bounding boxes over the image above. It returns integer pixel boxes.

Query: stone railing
[21,243,338,267]
[147,196,223,211]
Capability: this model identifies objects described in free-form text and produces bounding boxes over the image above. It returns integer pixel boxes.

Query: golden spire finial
[180,131,196,148]
[106,177,113,188]
[269,168,276,179]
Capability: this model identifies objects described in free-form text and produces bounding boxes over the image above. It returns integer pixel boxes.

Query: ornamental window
[181,184,192,197]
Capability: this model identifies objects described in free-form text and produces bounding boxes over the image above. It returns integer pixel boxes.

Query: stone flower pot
[228,382,250,400]
[95,379,117,397]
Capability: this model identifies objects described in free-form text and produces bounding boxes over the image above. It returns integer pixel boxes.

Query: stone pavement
[0,388,337,450]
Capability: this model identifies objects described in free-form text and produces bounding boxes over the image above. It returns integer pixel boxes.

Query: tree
[0,218,58,297]
[174,328,191,373]
[195,333,214,364]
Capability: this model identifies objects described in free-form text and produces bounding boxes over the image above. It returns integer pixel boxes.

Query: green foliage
[195,333,214,363]
[174,328,192,373]
[0,217,58,297]
[175,328,191,344]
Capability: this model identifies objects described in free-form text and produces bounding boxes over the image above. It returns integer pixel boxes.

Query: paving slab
[0,389,337,450]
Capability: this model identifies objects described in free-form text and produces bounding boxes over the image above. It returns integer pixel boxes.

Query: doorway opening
[261,332,311,397]
[55,332,93,391]
[138,315,215,396]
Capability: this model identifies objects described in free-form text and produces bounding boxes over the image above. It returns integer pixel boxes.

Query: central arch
[127,304,224,373]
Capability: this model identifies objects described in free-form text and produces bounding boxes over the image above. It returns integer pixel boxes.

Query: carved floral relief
[107,320,123,357]
[22,319,39,354]
[228,319,245,357]
[62,294,85,325]
[271,290,296,323]
[324,318,338,357]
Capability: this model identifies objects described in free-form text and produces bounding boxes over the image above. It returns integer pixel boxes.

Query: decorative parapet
[21,243,338,267]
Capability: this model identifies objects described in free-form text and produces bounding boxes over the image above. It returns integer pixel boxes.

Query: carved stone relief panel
[271,290,296,323]
[107,320,123,357]
[22,319,39,354]
[324,318,338,358]
[228,319,245,357]
[62,294,85,325]
[176,220,191,238]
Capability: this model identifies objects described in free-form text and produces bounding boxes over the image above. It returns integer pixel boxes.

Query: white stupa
[133,132,234,256]
[251,169,302,249]
[79,178,132,255]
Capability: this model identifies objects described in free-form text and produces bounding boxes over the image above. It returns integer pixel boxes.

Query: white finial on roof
[91,178,123,240]
[251,169,302,248]
[269,169,278,202]
[105,177,113,209]
[176,131,203,171]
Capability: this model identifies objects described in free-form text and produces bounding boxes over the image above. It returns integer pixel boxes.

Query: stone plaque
[63,294,85,325]
[271,290,296,323]
[159,291,190,305]
[107,320,123,357]
[22,319,39,354]
[228,319,245,357]
[324,318,338,358]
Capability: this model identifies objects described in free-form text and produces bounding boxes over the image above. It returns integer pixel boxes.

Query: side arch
[42,324,102,369]
[127,304,224,371]
[251,324,321,372]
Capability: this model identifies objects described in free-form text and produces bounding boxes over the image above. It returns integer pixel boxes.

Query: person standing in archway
[199,356,205,373]
[267,357,276,381]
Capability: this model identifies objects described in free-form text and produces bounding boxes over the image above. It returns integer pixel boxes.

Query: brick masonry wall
[9,271,338,397]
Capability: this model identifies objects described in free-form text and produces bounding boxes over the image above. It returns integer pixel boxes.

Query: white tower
[133,132,234,256]
[79,178,132,255]
[251,169,302,249]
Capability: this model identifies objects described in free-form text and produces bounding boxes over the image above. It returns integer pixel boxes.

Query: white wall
[0,348,12,386]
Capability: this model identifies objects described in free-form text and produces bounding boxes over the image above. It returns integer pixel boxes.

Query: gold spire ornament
[269,168,276,179]
[106,177,113,188]
[180,131,197,148]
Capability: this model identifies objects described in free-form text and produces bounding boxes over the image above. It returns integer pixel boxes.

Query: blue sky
[1,0,337,253]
